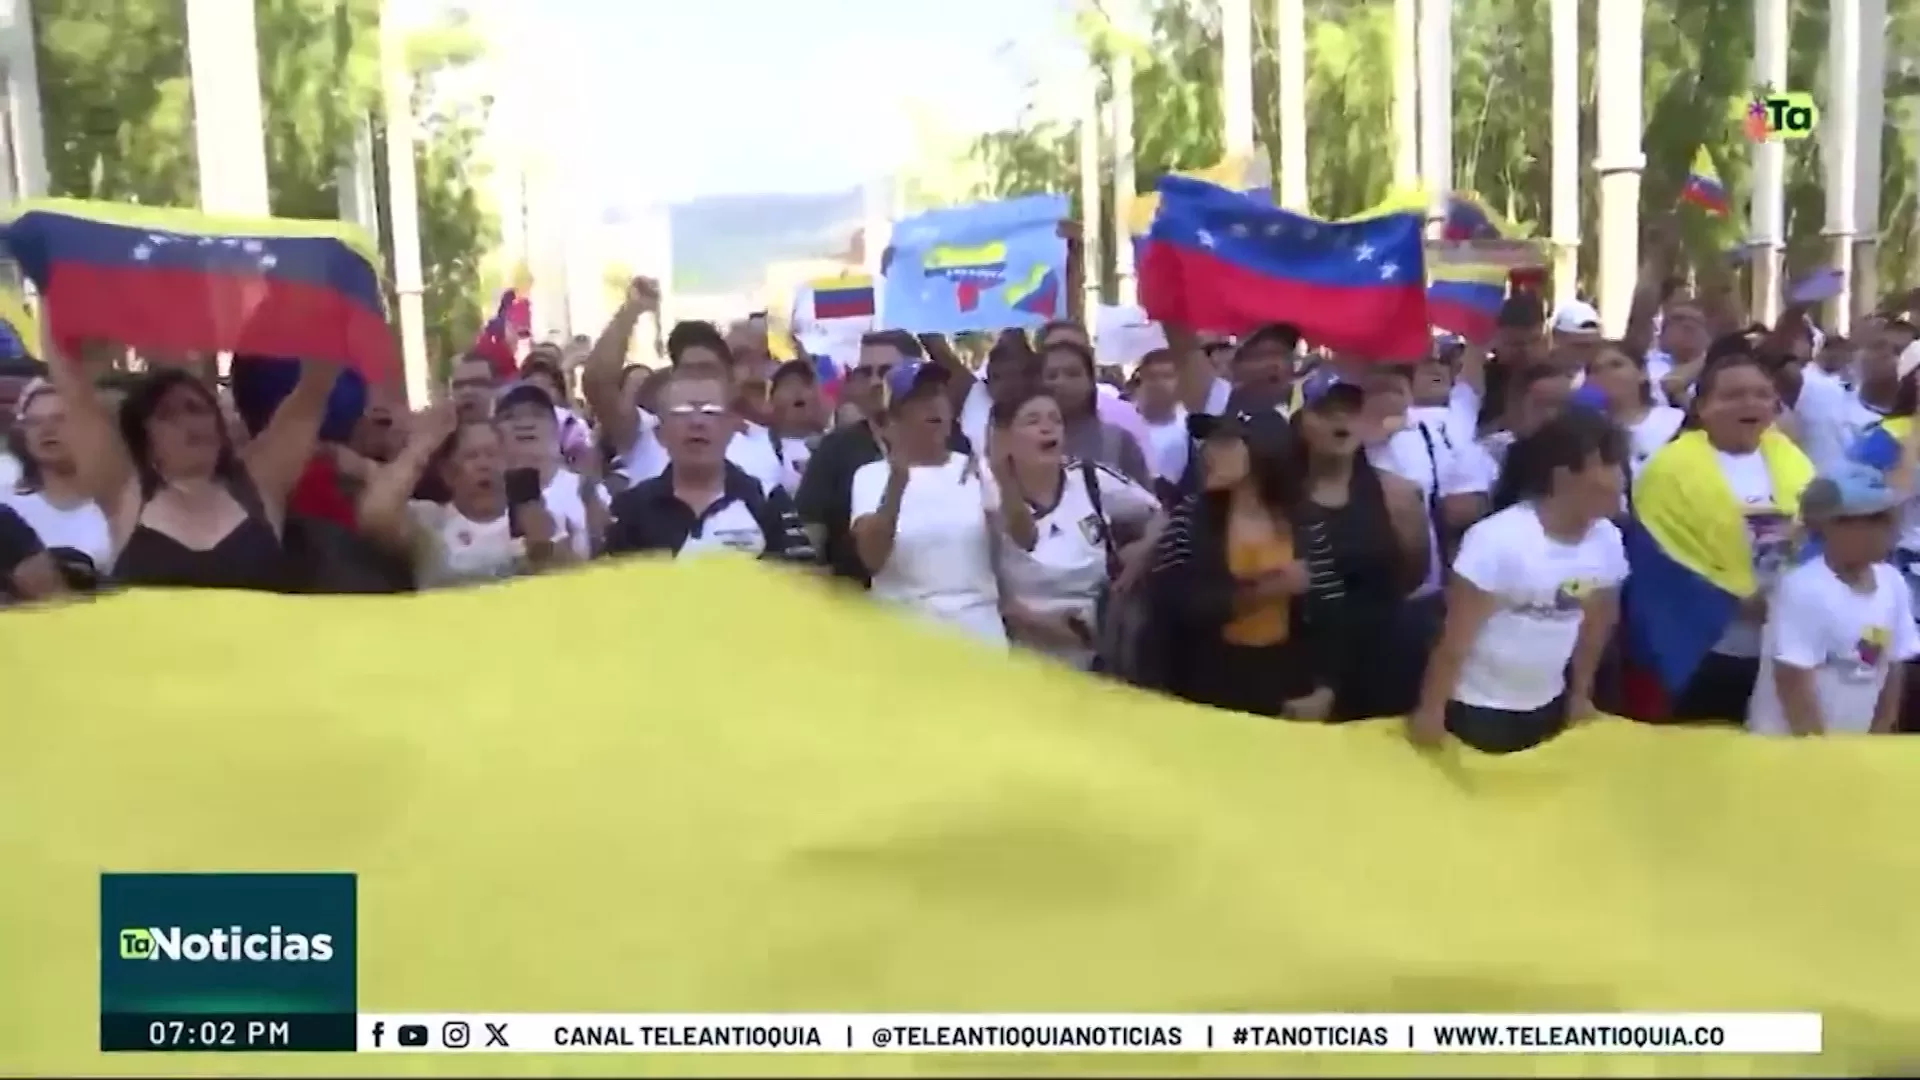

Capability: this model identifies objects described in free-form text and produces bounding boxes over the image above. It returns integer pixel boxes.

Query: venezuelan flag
[0,199,394,381]
[1426,262,1508,343]
[1440,191,1516,242]
[810,275,876,321]
[1127,152,1270,237]
[1680,147,1730,217]
[1140,178,1431,359]
[1621,429,1813,717]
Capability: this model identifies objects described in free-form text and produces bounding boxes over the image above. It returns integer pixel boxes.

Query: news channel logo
[100,873,356,1019]
[1743,85,1820,141]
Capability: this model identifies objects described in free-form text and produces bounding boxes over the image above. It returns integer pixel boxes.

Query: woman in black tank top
[1290,382,1432,719]
[43,351,338,593]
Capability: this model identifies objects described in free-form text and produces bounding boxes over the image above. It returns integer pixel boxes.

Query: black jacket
[605,463,815,562]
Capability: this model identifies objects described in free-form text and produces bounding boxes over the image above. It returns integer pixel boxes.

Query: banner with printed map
[879,194,1068,334]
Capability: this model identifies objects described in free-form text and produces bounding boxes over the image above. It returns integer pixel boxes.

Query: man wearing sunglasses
[795,330,974,586]
[602,369,813,562]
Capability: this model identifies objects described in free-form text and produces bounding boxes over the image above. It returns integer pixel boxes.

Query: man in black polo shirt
[603,369,813,561]
[794,330,973,586]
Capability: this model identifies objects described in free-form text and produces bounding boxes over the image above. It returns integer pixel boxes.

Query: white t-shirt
[1140,408,1190,483]
[0,453,19,493]
[1747,559,1920,735]
[404,500,524,588]
[1644,350,1675,407]
[777,436,814,497]
[677,498,772,558]
[1625,406,1686,478]
[613,409,786,495]
[1792,372,1884,476]
[541,468,608,560]
[1450,503,1630,711]
[1710,450,1794,658]
[959,381,992,457]
[850,452,1005,646]
[988,460,1159,667]
[1371,419,1492,596]
[1,490,113,572]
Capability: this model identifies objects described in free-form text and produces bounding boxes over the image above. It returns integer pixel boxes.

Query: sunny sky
[426,0,1083,207]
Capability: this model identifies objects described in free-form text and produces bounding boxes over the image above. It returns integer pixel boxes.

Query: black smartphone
[504,467,542,538]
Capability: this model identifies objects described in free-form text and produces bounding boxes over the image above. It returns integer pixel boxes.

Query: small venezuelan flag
[1426,263,1508,343]
[810,276,875,321]
[0,199,394,380]
[1679,148,1729,217]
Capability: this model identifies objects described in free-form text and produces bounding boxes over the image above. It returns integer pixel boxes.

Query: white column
[1078,68,1103,314]
[1274,0,1307,209]
[1853,0,1886,319]
[185,0,270,214]
[1825,0,1860,335]
[1416,0,1453,230]
[1592,0,1644,337]
[1749,0,1790,325]
[1110,46,1138,304]
[1391,0,1419,190]
[0,0,47,199]
[379,0,430,407]
[1550,0,1580,305]
[335,116,381,249]
[1221,0,1255,160]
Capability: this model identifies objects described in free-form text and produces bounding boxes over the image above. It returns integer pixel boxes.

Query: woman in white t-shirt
[357,406,567,588]
[1748,465,1920,735]
[3,380,112,587]
[1584,341,1685,483]
[1412,408,1630,753]
[850,363,1014,646]
[987,388,1163,668]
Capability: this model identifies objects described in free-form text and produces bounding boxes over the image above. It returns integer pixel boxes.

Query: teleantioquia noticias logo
[117,925,334,962]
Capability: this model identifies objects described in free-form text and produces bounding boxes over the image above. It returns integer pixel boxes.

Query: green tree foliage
[969,0,1920,298]
[32,0,499,375]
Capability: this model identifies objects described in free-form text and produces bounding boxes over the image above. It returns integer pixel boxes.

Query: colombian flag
[810,276,876,321]
[0,199,394,380]
[1426,263,1508,343]
[1680,148,1730,217]
[1621,429,1813,718]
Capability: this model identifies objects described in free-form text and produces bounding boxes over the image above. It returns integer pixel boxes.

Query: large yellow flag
[3,560,1918,1076]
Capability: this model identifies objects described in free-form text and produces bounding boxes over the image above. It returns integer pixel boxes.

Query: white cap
[1896,340,1920,381]
[1551,300,1603,335]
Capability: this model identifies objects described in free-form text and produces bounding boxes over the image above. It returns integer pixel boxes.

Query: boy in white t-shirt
[1748,465,1920,735]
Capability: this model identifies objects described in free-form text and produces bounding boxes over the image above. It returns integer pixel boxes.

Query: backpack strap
[1078,459,1122,578]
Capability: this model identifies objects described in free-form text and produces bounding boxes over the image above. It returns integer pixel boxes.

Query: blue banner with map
[879,194,1068,333]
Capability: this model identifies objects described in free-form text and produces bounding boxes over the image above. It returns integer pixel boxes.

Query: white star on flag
[1195,229,1216,248]
[1264,223,1283,238]
[220,237,240,248]
[1301,225,1318,240]
[1228,223,1250,238]
[131,244,152,261]
[197,237,215,247]
[242,240,263,255]
[258,254,278,270]
[1355,243,1376,262]
[1379,262,1399,280]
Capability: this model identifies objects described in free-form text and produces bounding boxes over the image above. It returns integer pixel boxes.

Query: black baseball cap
[1187,408,1293,459]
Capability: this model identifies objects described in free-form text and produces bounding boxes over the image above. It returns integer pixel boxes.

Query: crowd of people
[4,242,1920,752]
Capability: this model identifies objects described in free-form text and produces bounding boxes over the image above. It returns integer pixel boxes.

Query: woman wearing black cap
[1289,380,1429,718]
[1147,408,1315,715]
